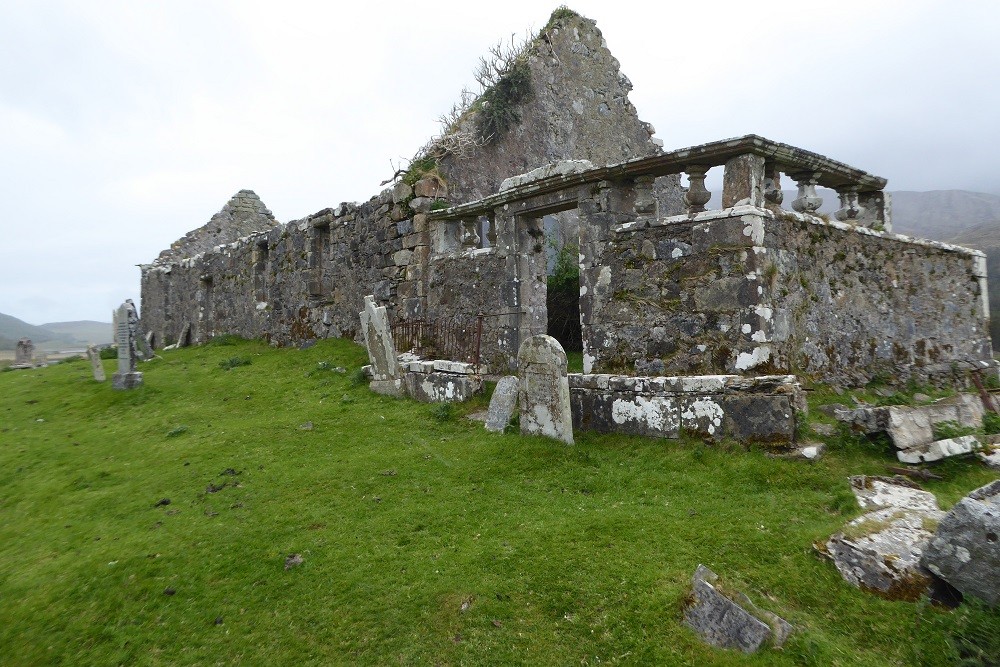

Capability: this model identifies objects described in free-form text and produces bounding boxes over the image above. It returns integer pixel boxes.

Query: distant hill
[890,190,1000,240]
[41,321,113,346]
[0,313,111,351]
[0,313,61,347]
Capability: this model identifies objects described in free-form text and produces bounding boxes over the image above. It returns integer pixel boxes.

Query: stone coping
[430,134,887,222]
[612,205,986,259]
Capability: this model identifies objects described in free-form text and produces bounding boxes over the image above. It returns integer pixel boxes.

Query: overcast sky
[2,0,998,325]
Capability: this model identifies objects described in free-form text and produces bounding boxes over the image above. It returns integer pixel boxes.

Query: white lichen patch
[681,397,724,435]
[611,396,677,433]
[735,345,770,371]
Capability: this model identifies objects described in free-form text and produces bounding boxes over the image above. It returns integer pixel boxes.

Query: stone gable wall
[140,10,671,358]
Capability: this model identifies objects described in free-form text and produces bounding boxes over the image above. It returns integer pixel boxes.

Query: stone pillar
[790,172,823,213]
[721,154,765,208]
[684,166,712,214]
[857,191,892,232]
[763,160,783,206]
[517,335,573,444]
[517,216,547,343]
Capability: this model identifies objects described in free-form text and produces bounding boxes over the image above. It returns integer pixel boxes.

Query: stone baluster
[460,218,481,249]
[791,171,823,213]
[834,185,865,222]
[763,160,783,206]
[684,165,711,214]
[632,174,657,216]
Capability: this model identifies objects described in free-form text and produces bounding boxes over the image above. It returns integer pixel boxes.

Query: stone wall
[586,206,992,386]
[570,373,803,443]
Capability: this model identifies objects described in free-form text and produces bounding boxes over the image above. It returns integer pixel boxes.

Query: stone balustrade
[430,134,892,235]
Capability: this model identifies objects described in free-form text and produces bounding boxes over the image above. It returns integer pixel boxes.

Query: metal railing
[391,313,484,367]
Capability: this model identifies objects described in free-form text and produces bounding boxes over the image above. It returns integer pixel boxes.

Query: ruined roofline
[430,134,888,221]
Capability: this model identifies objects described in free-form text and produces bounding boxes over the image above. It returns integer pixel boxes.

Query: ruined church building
[141,10,994,403]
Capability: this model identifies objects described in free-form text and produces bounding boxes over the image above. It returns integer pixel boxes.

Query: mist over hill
[0,313,110,350]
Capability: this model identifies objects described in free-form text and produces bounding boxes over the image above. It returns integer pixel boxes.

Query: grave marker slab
[12,338,34,369]
[359,295,402,396]
[112,302,143,390]
[87,345,106,382]
[485,376,519,432]
[517,335,573,444]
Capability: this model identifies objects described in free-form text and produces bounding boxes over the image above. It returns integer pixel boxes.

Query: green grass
[1,340,997,665]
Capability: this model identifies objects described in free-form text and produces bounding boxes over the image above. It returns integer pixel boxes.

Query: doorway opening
[542,211,582,367]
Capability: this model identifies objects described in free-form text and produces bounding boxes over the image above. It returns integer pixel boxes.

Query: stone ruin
[139,9,995,446]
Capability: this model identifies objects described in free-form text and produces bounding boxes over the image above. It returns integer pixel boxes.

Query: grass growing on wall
[0,339,997,665]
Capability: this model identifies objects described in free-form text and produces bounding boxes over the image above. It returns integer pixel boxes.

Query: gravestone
[112,302,143,390]
[12,338,34,368]
[359,295,402,396]
[485,376,519,433]
[86,345,106,382]
[517,335,573,444]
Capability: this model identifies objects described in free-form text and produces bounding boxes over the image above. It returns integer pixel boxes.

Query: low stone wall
[363,359,483,403]
[569,373,804,443]
[586,206,993,387]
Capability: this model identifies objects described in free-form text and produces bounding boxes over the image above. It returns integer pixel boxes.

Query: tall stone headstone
[359,295,402,396]
[86,345,106,382]
[517,335,573,444]
[112,303,143,390]
[12,338,34,368]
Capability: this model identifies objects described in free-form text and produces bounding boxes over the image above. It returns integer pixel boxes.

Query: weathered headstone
[683,565,785,653]
[112,302,143,390]
[86,345,106,382]
[12,338,34,368]
[921,479,1000,606]
[359,295,402,396]
[485,376,519,432]
[517,335,573,444]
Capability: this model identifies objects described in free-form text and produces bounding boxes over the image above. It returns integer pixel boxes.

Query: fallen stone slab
[897,435,980,464]
[921,480,1000,607]
[835,394,984,462]
[822,476,943,600]
[682,565,791,653]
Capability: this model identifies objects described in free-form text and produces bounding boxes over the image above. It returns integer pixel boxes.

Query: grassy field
[1,338,997,665]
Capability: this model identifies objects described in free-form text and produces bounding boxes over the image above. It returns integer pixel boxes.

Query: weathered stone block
[403,371,481,403]
[683,565,775,653]
[824,476,942,601]
[922,480,1000,606]
[720,395,794,443]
